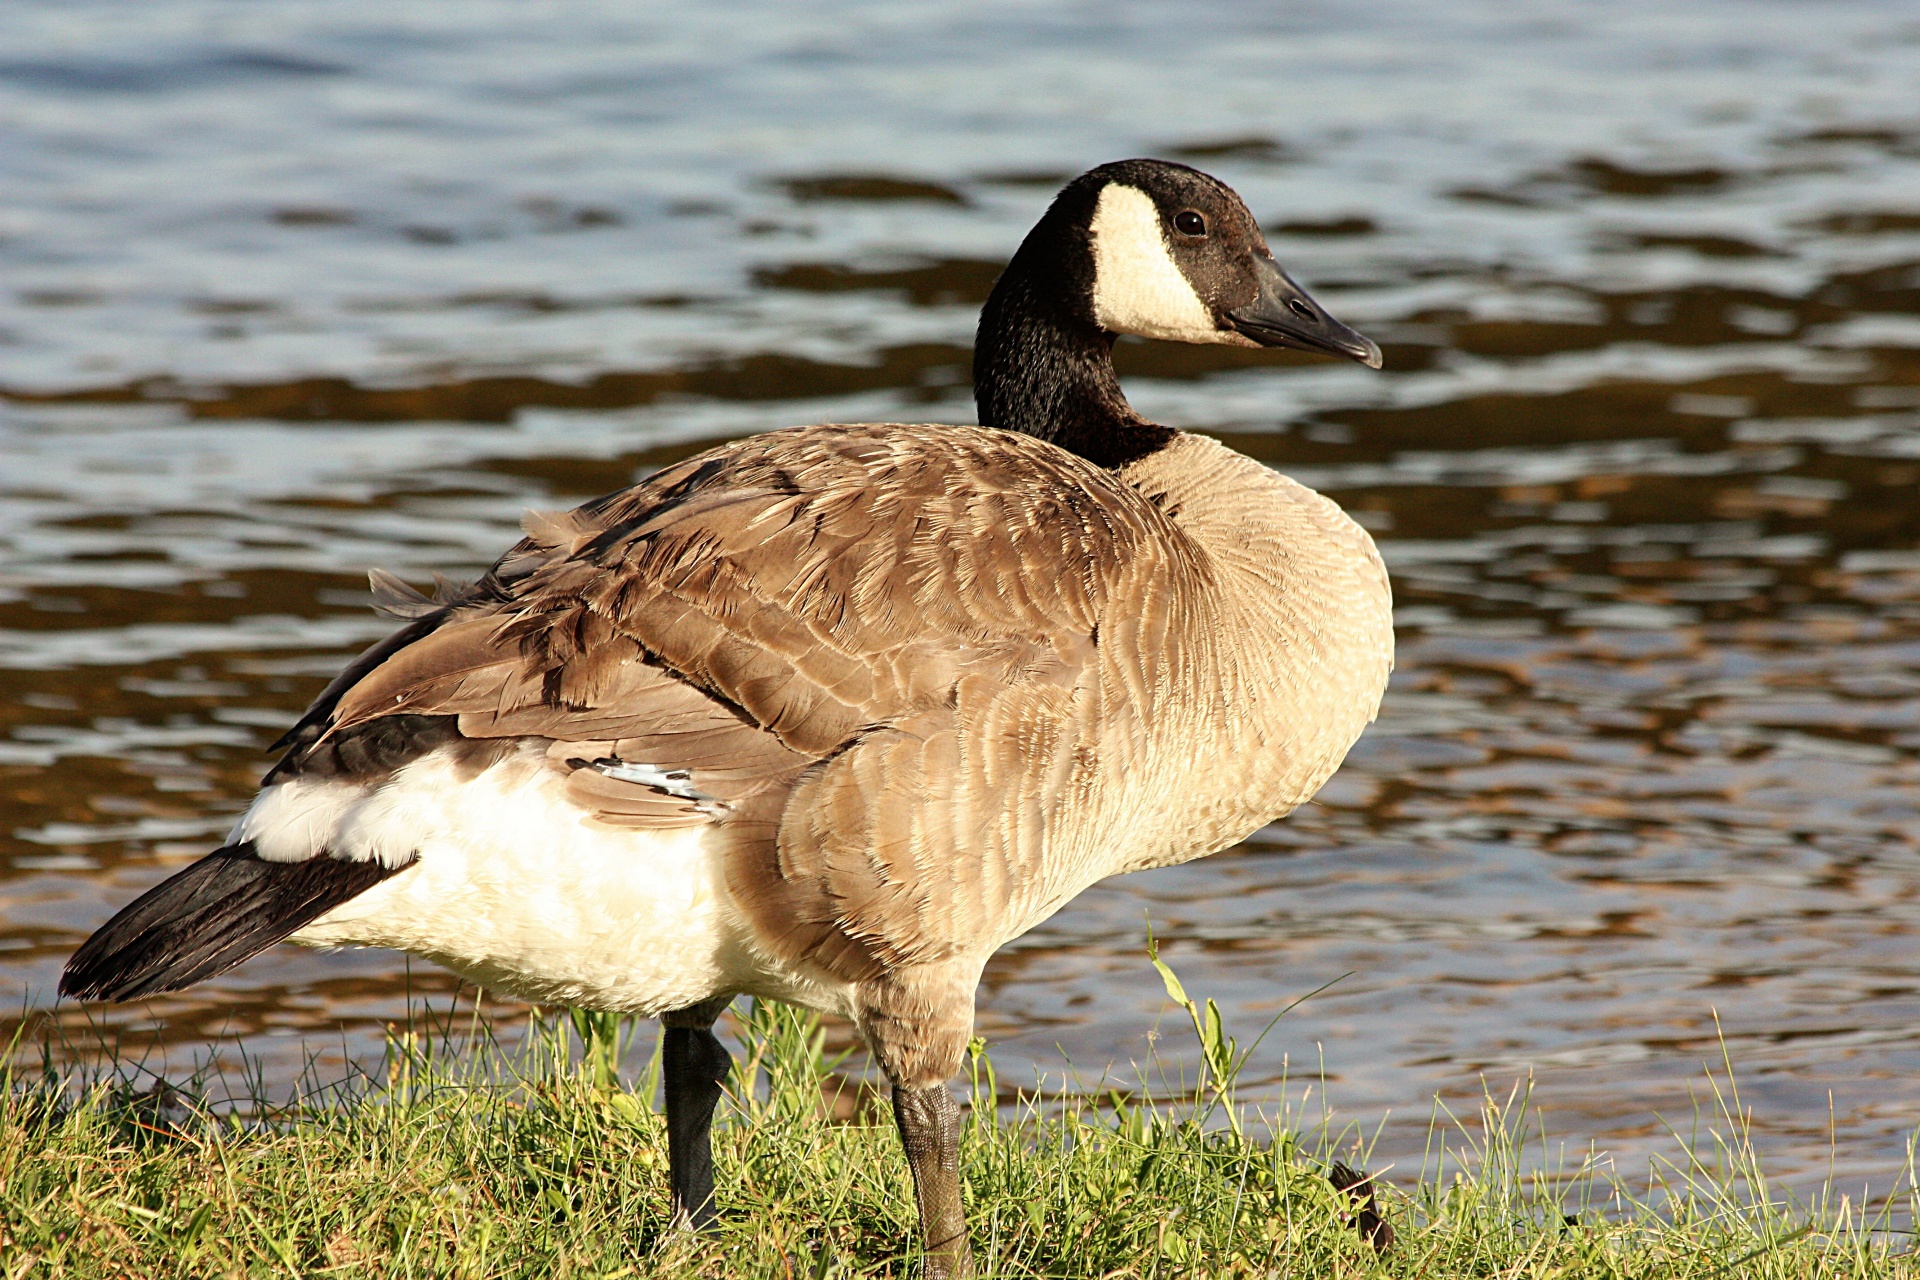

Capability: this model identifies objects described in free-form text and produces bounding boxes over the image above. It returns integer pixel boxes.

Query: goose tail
[60,842,402,1003]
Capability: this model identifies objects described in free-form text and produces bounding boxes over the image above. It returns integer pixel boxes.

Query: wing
[271,423,1201,980]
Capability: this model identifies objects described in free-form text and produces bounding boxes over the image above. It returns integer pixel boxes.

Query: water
[7,0,1920,1194]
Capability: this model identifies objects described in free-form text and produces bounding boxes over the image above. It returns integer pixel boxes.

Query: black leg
[1329,1161,1394,1252]
[892,1083,971,1279]
[662,1002,733,1231]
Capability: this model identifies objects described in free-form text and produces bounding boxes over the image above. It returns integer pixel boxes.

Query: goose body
[64,159,1391,1276]
[239,425,1388,1021]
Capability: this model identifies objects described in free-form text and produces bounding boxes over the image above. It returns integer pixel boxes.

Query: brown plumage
[64,159,1393,1276]
[303,422,1388,1017]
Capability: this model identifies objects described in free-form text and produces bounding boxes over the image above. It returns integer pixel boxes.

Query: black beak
[1227,256,1383,369]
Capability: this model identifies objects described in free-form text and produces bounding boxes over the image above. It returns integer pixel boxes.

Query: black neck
[972,208,1175,470]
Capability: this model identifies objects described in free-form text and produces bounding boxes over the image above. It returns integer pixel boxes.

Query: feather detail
[368,568,439,619]
[367,569,472,620]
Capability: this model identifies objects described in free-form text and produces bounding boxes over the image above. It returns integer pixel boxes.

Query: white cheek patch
[1089,183,1228,344]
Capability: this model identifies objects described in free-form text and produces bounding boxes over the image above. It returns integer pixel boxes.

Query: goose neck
[972,260,1175,469]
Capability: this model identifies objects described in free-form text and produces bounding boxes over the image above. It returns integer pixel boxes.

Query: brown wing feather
[274,423,1198,983]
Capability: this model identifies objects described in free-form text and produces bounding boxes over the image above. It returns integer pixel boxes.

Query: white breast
[235,747,851,1018]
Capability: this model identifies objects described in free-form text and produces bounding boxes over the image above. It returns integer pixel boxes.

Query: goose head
[975,158,1381,464]
[1076,159,1381,365]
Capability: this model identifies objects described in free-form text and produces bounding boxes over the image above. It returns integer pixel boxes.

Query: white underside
[233,747,852,1018]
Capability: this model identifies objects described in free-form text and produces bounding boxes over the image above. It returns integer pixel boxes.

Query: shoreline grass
[3,966,1915,1277]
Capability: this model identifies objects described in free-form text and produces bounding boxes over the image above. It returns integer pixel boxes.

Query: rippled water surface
[8,0,1920,1192]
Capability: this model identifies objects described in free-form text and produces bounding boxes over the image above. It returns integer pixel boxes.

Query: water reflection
[5,0,1920,1193]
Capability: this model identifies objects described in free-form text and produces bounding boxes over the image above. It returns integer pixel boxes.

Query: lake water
[7,0,1920,1199]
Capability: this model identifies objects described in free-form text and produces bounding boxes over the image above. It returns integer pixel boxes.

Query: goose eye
[1173,210,1207,237]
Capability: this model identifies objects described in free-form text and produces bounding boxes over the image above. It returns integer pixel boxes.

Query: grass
[2,954,1915,1278]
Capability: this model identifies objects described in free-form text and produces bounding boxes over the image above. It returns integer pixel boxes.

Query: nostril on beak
[1287,298,1316,321]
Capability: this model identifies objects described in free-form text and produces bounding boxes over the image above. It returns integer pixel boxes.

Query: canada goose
[62,158,1391,1277]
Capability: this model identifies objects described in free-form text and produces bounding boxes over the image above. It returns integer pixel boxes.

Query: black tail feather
[60,842,404,1003]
